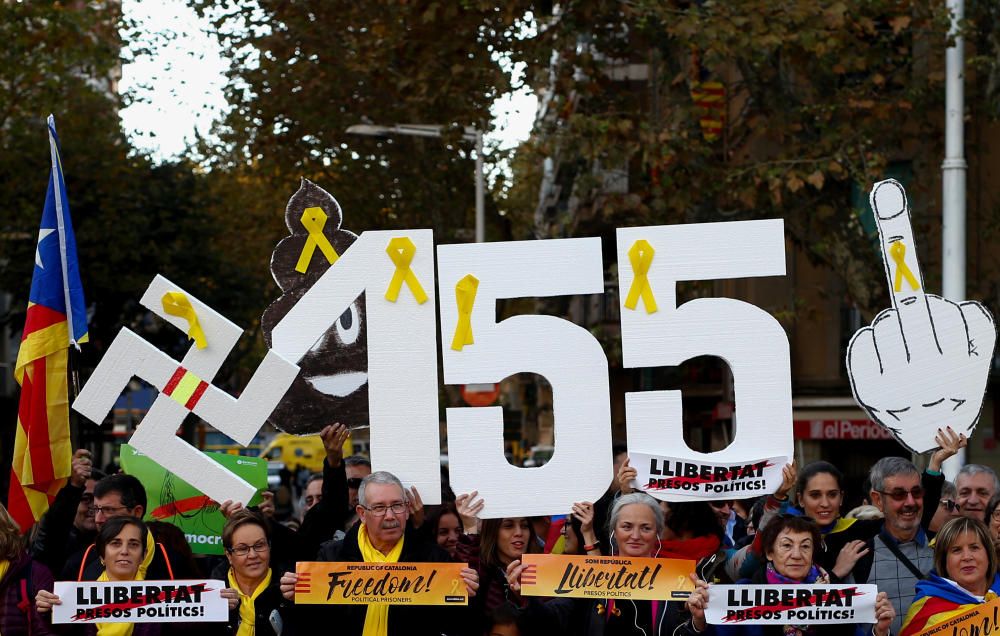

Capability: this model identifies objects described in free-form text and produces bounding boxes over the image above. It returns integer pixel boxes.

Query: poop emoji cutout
[261,180,368,434]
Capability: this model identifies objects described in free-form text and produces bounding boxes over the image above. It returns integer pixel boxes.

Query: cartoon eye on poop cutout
[260,179,368,434]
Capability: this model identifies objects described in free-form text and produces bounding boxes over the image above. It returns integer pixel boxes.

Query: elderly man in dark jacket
[279,471,479,636]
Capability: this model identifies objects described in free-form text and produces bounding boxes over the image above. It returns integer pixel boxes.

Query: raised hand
[407,486,425,528]
[929,426,968,473]
[70,449,92,487]
[617,457,638,495]
[685,573,710,631]
[775,460,796,501]
[847,179,996,453]
[279,572,298,601]
[320,423,349,467]
[455,491,485,534]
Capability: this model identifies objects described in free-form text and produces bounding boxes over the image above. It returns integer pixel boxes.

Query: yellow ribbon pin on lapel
[624,239,658,313]
[451,274,479,351]
[889,241,920,292]
[384,237,428,304]
[295,207,340,274]
[161,292,207,349]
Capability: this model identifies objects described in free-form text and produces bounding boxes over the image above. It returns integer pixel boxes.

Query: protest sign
[518,553,695,601]
[51,580,227,624]
[910,596,1000,635]
[847,179,996,453]
[630,452,787,501]
[294,562,468,605]
[705,584,877,626]
[119,444,266,555]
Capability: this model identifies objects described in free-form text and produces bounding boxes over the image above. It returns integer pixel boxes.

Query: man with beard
[861,457,936,634]
[279,471,479,635]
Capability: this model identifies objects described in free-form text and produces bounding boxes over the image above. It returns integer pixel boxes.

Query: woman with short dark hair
[216,509,286,636]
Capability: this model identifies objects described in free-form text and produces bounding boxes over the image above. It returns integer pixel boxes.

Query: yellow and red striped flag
[8,115,89,532]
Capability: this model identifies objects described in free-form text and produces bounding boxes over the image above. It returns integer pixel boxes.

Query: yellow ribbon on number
[295,207,340,273]
[161,292,207,349]
[384,237,429,304]
[624,239,658,313]
[450,274,479,351]
[889,241,920,292]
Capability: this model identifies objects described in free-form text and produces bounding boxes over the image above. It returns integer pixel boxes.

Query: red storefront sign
[793,419,892,441]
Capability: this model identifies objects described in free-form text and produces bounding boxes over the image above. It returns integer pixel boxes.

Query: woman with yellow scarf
[35,517,196,636]
[216,510,285,636]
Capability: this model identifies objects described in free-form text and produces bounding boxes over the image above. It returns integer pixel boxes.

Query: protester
[0,503,55,636]
[900,517,1000,635]
[60,474,192,581]
[425,503,461,559]
[278,471,478,636]
[32,449,104,573]
[928,480,960,533]
[854,456,936,634]
[683,515,895,635]
[217,510,286,636]
[986,496,1000,562]
[301,474,323,515]
[455,492,546,633]
[37,517,224,636]
[342,455,372,527]
[560,502,602,556]
[955,464,999,522]
[659,502,725,566]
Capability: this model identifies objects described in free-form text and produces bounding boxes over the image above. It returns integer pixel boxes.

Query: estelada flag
[8,115,89,532]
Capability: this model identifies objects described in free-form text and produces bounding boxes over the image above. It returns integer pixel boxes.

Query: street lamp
[346,123,485,243]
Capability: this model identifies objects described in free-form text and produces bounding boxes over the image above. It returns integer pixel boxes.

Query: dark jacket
[31,482,95,574]
[0,551,56,636]
[290,523,471,636]
[60,529,195,581]
[210,562,287,636]
[573,597,689,636]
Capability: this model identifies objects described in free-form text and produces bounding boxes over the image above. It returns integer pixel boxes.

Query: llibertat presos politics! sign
[51,580,228,624]
[71,179,996,515]
[705,584,878,626]
[630,451,787,501]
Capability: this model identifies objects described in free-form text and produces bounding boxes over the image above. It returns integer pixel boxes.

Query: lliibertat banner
[629,452,787,501]
[52,580,228,624]
[120,444,266,555]
[705,584,878,626]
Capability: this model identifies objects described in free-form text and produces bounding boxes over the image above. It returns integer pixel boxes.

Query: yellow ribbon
[384,237,429,304]
[295,207,340,273]
[161,292,207,349]
[623,239,658,313]
[450,274,479,351]
[889,241,920,292]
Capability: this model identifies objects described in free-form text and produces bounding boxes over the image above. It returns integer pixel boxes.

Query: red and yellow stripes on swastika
[163,366,209,410]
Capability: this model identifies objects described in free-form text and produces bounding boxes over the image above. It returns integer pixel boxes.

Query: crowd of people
[3,424,1000,636]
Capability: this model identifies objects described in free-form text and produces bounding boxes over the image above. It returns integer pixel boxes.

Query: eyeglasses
[227,540,269,557]
[363,502,407,517]
[878,487,924,501]
[347,478,363,489]
[941,499,961,512]
[90,504,128,516]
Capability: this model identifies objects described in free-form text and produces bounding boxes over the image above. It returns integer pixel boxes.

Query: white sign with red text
[630,452,787,501]
[52,580,228,624]
[705,584,877,626]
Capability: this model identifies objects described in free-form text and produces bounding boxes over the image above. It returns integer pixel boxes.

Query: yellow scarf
[228,568,272,636]
[357,524,405,636]
[95,531,157,636]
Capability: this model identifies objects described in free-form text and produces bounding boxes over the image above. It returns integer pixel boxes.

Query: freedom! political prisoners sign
[294,562,469,606]
[51,580,228,624]
[911,596,1000,635]
[705,584,877,626]
[518,554,695,601]
[630,452,787,501]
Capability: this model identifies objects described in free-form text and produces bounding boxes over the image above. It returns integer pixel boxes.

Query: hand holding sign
[847,179,996,453]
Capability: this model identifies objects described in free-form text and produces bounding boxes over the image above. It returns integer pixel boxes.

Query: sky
[119,0,537,162]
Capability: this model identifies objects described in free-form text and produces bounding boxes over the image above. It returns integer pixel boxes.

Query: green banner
[120,444,267,556]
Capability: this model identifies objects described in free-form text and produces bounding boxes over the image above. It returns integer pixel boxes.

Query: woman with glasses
[683,515,895,636]
[217,510,286,636]
[901,517,1000,635]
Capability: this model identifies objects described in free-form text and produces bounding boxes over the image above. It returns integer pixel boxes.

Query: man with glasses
[60,473,195,580]
[32,449,104,572]
[279,471,479,635]
[860,456,936,634]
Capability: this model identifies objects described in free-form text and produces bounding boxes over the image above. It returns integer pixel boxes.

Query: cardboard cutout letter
[271,230,441,503]
[846,179,996,453]
[617,221,793,500]
[438,238,612,517]
[73,275,299,505]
